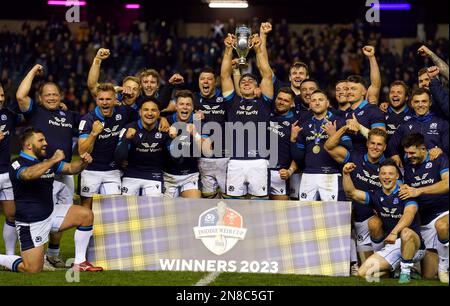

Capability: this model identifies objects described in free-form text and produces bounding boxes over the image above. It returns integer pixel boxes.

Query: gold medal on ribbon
[313,145,321,154]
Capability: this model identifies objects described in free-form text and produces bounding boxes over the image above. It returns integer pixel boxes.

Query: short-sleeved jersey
[0,108,19,173]
[268,111,296,169]
[79,106,136,171]
[384,105,413,139]
[193,89,228,158]
[365,185,422,238]
[225,92,272,160]
[387,113,449,159]
[295,111,351,174]
[22,99,80,162]
[9,152,64,223]
[343,152,386,222]
[344,100,386,153]
[165,114,200,175]
[404,153,449,225]
[117,120,171,181]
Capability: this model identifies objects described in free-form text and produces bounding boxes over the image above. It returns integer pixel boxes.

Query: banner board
[87,196,352,276]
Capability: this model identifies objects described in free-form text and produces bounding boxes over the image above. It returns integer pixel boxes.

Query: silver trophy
[233,25,254,69]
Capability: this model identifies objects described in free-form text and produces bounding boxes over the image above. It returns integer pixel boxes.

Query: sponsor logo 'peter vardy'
[193,201,247,256]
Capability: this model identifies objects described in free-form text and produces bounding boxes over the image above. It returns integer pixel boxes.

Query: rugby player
[343,159,425,284]
[0,128,102,273]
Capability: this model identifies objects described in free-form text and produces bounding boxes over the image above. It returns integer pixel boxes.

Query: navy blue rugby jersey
[22,99,80,162]
[0,108,19,173]
[79,105,136,171]
[9,152,64,222]
[115,120,171,181]
[404,153,449,225]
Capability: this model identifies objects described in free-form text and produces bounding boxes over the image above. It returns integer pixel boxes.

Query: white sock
[437,237,449,272]
[0,254,22,272]
[74,226,93,264]
[350,237,358,263]
[400,259,413,275]
[371,237,384,252]
[3,221,17,255]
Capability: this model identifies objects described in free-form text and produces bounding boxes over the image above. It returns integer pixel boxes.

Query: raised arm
[253,34,274,99]
[231,59,242,97]
[19,150,64,181]
[418,45,449,80]
[87,48,110,98]
[363,46,381,104]
[16,64,43,112]
[221,34,236,97]
[342,162,367,204]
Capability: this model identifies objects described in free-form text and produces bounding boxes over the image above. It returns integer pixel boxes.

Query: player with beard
[334,80,350,117]
[16,64,81,268]
[260,22,310,120]
[114,100,171,197]
[78,83,137,209]
[384,81,413,138]
[291,90,351,201]
[343,75,386,153]
[0,128,102,273]
[193,67,229,198]
[399,133,449,283]
[343,159,425,284]
[268,87,298,200]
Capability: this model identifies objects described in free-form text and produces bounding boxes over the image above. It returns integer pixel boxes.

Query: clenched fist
[427,66,440,79]
[362,46,375,58]
[126,127,137,140]
[95,48,110,60]
[168,73,185,85]
[417,45,432,57]
[343,162,356,175]
[33,64,44,76]
[91,120,104,137]
[80,152,93,164]
[51,149,65,163]
[260,22,272,35]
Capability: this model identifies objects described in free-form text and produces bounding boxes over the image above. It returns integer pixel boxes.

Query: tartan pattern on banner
[87,195,352,276]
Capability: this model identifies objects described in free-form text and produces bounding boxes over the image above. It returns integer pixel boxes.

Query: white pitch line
[194,271,222,286]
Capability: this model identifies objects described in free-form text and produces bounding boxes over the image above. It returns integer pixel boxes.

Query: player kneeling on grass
[0,128,102,273]
[342,159,425,284]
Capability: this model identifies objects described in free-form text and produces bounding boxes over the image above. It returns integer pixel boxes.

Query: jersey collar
[383,183,400,196]
[19,151,38,161]
[172,112,193,124]
[357,99,369,110]
[138,119,159,131]
[199,88,221,100]
[364,153,385,166]
[94,106,116,121]
[388,105,409,114]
